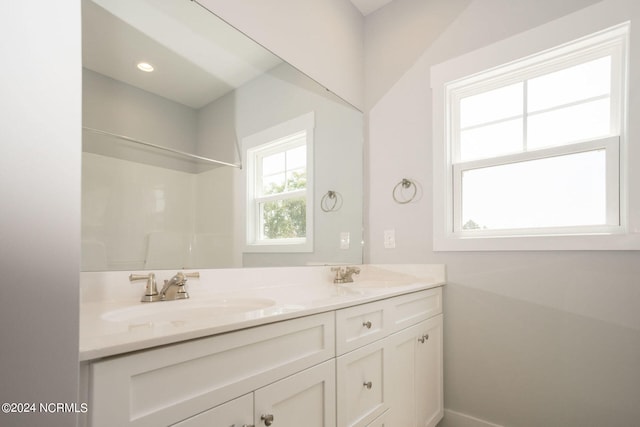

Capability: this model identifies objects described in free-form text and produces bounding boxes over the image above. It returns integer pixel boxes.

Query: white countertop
[79,264,445,361]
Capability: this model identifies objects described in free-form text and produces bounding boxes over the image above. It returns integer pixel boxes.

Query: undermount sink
[102,297,276,324]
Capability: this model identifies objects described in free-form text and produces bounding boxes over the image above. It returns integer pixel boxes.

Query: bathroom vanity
[79,265,444,427]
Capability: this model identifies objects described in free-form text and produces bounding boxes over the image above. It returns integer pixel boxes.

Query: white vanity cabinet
[254,359,336,427]
[88,312,335,427]
[387,315,443,427]
[366,410,389,427]
[336,338,390,426]
[84,286,443,427]
[174,360,336,427]
[171,393,253,427]
[335,287,443,427]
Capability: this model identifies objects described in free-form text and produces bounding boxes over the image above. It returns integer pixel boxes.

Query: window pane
[261,173,285,195]
[461,150,606,230]
[286,169,306,191]
[527,98,610,150]
[286,145,306,170]
[262,152,285,176]
[459,82,523,128]
[528,56,611,112]
[459,118,523,161]
[260,197,306,239]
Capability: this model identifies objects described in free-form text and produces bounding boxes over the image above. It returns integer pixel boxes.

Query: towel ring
[392,179,417,204]
[321,190,342,212]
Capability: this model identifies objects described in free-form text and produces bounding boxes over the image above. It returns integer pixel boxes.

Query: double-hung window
[244,113,314,252]
[432,22,632,250]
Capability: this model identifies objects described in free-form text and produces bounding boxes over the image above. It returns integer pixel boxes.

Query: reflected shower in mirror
[81,0,363,271]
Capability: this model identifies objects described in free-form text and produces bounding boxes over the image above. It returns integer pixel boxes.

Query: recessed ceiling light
[136,62,154,72]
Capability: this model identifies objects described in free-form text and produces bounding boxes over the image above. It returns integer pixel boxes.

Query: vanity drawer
[336,339,389,427]
[390,287,442,333]
[336,299,391,355]
[89,312,335,427]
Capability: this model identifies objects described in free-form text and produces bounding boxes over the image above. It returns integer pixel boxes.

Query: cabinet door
[365,409,388,427]
[336,339,389,427]
[387,315,443,427]
[171,393,253,427]
[254,360,336,427]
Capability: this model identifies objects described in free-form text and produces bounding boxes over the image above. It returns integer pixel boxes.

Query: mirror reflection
[81,0,363,271]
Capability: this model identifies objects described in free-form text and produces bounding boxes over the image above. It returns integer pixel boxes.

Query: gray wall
[0,1,81,427]
[83,69,200,172]
[364,0,640,426]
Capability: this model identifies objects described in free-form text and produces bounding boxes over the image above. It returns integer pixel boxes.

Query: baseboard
[439,409,505,427]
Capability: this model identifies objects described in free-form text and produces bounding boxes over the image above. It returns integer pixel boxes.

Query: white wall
[198,0,365,110]
[0,1,81,426]
[365,0,640,426]
[82,153,198,270]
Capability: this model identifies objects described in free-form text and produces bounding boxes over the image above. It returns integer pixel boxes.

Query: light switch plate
[340,232,350,249]
[384,229,396,249]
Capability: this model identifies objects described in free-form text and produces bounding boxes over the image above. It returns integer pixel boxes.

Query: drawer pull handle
[418,334,429,343]
[363,381,373,389]
[362,321,372,329]
[261,414,274,426]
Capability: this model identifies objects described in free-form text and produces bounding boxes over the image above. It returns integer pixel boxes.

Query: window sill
[243,240,313,254]
[433,230,640,251]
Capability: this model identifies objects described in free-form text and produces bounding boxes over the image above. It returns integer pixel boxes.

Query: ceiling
[349,0,395,16]
[82,0,281,109]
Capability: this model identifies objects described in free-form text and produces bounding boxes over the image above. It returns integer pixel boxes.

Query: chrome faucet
[331,266,360,284]
[130,271,199,302]
[161,272,191,300]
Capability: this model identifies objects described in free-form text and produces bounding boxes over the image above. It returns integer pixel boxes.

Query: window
[432,22,635,250]
[244,113,314,252]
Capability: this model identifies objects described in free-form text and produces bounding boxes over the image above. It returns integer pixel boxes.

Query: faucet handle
[332,266,360,284]
[129,273,161,302]
[343,266,360,283]
[184,272,200,279]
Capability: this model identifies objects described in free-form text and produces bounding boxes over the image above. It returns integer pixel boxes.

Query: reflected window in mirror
[244,112,315,252]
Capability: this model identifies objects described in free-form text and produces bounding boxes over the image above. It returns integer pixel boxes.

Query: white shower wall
[82,153,237,270]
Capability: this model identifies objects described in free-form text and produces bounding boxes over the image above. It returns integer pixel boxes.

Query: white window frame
[243,112,314,253]
[452,137,620,237]
[431,15,639,251]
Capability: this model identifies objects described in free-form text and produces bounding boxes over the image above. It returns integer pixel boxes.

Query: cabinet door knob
[418,334,429,343]
[362,321,372,329]
[363,381,373,389]
[261,414,274,426]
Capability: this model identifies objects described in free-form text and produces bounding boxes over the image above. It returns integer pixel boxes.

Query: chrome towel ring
[392,178,417,204]
[321,190,343,212]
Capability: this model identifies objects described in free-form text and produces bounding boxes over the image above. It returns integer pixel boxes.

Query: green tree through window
[262,171,307,239]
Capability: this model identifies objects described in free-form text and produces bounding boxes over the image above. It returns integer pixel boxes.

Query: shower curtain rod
[82,126,242,169]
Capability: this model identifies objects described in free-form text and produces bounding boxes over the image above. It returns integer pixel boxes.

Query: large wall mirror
[81,0,363,271]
